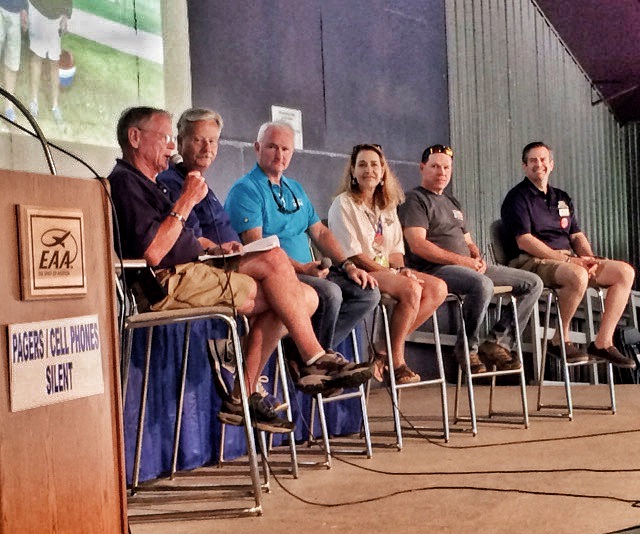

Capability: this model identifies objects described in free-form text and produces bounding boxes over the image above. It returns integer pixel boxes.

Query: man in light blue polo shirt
[225,121,380,362]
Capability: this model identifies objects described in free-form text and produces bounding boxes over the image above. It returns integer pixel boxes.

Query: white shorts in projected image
[28,3,62,61]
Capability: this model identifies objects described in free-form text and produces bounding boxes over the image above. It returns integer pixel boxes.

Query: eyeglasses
[268,178,300,214]
[422,144,453,162]
[351,143,382,157]
[137,127,176,145]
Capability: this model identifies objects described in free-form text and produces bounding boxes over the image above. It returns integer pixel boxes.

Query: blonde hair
[335,144,404,210]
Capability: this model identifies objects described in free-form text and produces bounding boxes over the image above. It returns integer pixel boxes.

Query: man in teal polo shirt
[225,122,380,361]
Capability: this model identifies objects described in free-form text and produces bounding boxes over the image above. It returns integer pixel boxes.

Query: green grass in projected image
[11,35,163,147]
[7,20,163,147]
[74,0,161,35]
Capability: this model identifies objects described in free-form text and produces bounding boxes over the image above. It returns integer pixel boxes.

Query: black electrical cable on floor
[256,344,640,510]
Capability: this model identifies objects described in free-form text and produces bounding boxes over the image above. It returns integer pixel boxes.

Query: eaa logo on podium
[17,205,87,299]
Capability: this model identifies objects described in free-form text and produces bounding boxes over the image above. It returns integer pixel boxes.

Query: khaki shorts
[151,261,254,311]
[509,252,606,288]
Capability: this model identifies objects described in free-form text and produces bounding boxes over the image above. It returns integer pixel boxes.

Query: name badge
[558,200,570,218]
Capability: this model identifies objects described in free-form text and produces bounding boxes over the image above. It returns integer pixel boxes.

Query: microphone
[169,153,183,166]
[319,257,332,270]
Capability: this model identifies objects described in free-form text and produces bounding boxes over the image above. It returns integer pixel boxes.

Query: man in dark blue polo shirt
[155,107,372,395]
[501,141,636,368]
[109,107,371,432]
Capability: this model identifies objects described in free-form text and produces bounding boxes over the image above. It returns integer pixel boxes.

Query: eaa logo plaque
[17,205,87,299]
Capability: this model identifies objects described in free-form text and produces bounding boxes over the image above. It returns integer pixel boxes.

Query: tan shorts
[151,261,254,311]
[509,252,606,288]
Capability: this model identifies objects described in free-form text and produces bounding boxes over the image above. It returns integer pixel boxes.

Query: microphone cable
[257,321,640,510]
[0,108,134,376]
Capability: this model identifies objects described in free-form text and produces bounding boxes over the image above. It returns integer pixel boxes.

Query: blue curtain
[122,320,364,483]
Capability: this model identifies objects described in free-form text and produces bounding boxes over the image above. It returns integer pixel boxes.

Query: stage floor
[128,383,640,534]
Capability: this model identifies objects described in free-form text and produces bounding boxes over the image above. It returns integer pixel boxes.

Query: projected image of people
[27,0,71,125]
[0,1,27,123]
[1,0,164,145]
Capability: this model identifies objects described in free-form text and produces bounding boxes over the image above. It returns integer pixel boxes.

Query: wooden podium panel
[0,171,127,533]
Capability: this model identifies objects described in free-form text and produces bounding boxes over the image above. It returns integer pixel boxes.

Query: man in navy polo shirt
[501,141,636,368]
[156,108,372,396]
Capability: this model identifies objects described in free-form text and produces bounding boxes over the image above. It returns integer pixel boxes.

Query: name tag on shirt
[452,209,464,221]
[558,201,570,218]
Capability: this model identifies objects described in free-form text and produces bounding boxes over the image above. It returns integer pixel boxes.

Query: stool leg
[432,312,450,442]
[537,291,553,410]
[121,328,134,407]
[511,295,529,428]
[381,303,402,450]
[315,394,332,468]
[555,294,574,420]
[217,422,227,467]
[350,328,372,458]
[171,322,193,478]
[456,296,477,435]
[222,315,262,511]
[131,326,154,494]
[257,430,270,492]
[276,341,299,478]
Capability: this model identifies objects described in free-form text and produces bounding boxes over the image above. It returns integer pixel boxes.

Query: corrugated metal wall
[446,0,631,263]
[625,122,640,272]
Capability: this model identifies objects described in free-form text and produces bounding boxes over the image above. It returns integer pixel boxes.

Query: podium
[0,171,127,533]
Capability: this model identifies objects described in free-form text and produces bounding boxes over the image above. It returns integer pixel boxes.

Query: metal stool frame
[370,293,449,450]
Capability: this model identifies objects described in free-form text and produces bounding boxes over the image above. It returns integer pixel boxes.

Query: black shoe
[293,350,372,393]
[587,342,637,369]
[453,345,487,374]
[217,393,295,433]
[496,352,522,371]
[546,341,590,363]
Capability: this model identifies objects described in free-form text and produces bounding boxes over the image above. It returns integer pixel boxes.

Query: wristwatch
[169,211,185,226]
[340,259,355,271]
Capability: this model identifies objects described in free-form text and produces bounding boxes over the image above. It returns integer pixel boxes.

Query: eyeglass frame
[268,178,301,214]
[137,127,177,145]
[421,144,453,163]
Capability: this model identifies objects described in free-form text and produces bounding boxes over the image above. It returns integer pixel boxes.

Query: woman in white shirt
[328,144,447,384]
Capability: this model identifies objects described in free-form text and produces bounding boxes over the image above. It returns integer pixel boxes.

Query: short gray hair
[256,121,294,143]
[177,107,224,139]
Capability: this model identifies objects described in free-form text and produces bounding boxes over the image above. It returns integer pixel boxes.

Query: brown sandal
[393,364,420,385]
[371,351,388,383]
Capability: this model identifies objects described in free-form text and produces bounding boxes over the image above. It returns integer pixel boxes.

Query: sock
[304,351,325,365]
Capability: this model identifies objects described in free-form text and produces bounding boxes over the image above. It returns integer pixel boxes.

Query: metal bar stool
[308,328,373,468]
[536,287,615,419]
[370,293,449,450]
[217,337,299,486]
[117,262,264,516]
[451,288,529,436]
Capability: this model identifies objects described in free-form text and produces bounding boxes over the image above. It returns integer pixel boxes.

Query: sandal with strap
[393,364,420,385]
[370,350,388,383]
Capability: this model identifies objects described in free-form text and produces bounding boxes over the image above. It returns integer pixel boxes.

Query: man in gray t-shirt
[398,144,543,373]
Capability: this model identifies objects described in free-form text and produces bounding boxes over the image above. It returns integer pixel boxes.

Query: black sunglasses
[421,144,453,162]
[351,143,382,157]
[268,178,300,214]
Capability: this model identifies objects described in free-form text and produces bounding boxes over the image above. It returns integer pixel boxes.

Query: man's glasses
[422,144,453,162]
[137,127,176,145]
[268,179,300,214]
